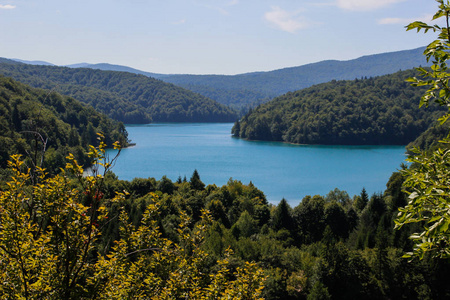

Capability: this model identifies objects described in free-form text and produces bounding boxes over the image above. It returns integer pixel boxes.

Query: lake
[106,123,407,206]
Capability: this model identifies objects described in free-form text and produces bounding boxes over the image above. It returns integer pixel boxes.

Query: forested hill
[0,75,128,173]
[0,59,238,123]
[232,69,445,145]
[159,47,429,108]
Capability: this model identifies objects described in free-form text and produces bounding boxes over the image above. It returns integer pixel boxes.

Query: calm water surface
[107,123,407,205]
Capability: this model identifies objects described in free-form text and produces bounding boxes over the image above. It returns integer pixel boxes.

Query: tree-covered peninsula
[232,69,445,145]
[0,59,238,123]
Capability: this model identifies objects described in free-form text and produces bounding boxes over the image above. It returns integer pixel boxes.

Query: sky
[0,0,441,75]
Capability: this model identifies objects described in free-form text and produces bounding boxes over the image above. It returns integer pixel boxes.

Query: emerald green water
[106,123,407,205]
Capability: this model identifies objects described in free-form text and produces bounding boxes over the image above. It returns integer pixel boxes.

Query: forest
[77,167,450,299]
[233,69,446,145]
[0,75,128,175]
[0,59,238,123]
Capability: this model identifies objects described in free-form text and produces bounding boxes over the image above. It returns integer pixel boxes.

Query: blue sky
[0,0,440,75]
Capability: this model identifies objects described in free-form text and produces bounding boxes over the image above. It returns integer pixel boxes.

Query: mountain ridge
[10,46,428,78]
[8,47,430,110]
[56,47,431,109]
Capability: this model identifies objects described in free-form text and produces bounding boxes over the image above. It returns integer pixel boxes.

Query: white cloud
[336,0,406,11]
[0,4,16,9]
[264,6,309,34]
[378,14,433,25]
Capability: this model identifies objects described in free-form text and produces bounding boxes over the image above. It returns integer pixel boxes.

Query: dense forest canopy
[0,59,238,123]
[0,75,128,174]
[233,69,445,145]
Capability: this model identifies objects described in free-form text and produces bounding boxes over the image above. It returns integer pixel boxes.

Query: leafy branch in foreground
[395,0,450,260]
[405,0,450,125]
[396,145,450,259]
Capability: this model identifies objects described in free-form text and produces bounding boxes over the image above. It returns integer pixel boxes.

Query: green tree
[0,135,122,299]
[293,195,326,243]
[271,198,294,232]
[156,175,175,194]
[11,100,21,131]
[190,169,205,190]
[324,201,350,239]
[354,187,369,212]
[234,210,258,238]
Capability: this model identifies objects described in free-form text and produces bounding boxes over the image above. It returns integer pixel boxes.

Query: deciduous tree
[395,0,450,260]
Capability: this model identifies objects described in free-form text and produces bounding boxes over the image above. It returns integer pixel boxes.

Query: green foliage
[354,188,369,212]
[0,61,238,123]
[271,198,294,232]
[190,169,205,190]
[324,201,350,240]
[233,210,258,238]
[233,70,445,145]
[396,146,450,259]
[292,195,326,244]
[395,0,450,261]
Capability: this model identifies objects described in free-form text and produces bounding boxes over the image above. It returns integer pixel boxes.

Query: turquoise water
[106,123,407,205]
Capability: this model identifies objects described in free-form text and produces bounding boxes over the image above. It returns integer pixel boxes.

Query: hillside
[406,121,450,151]
[45,47,429,110]
[232,69,445,145]
[162,47,429,108]
[0,59,238,123]
[0,75,128,173]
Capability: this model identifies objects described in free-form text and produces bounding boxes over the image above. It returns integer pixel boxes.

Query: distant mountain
[232,69,445,145]
[61,47,430,109]
[65,63,92,68]
[0,62,238,123]
[11,58,55,66]
[65,62,165,79]
[161,47,430,108]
